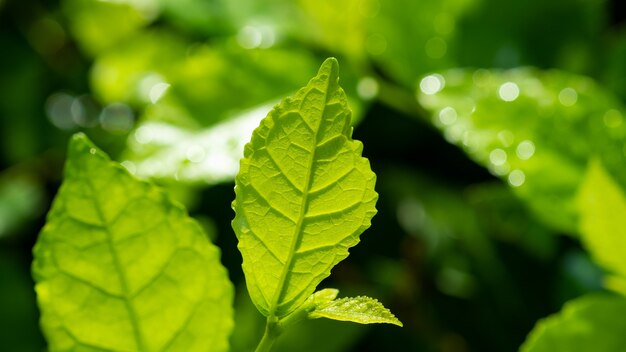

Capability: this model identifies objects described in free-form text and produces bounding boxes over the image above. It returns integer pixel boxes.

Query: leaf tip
[68,132,99,157]
[319,57,340,78]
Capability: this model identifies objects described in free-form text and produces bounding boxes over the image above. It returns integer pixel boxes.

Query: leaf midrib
[267,75,334,319]
[84,172,147,352]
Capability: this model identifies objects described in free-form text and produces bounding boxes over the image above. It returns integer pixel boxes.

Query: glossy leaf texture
[232,58,378,318]
[123,104,272,185]
[521,294,626,352]
[417,68,626,234]
[32,134,234,351]
[577,160,626,293]
[309,295,402,327]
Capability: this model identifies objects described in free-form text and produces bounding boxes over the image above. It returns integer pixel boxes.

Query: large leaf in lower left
[32,133,233,351]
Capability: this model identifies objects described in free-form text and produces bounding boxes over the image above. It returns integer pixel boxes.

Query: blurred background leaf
[521,293,626,352]
[417,68,626,233]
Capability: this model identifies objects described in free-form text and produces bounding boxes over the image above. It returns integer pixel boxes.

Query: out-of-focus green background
[1,0,625,351]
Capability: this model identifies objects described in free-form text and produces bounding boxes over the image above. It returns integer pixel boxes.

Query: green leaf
[308,295,402,327]
[417,68,626,234]
[32,133,234,351]
[232,58,378,318]
[520,294,626,352]
[577,160,626,287]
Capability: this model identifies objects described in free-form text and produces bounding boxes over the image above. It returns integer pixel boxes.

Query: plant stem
[255,319,280,352]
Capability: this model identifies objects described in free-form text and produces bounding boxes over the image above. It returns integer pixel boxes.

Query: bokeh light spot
[420,74,445,95]
[498,82,520,102]
[100,103,134,134]
[516,140,535,160]
[508,169,526,187]
[558,88,578,107]
[489,148,507,166]
[357,77,379,100]
[438,107,457,126]
[603,109,623,128]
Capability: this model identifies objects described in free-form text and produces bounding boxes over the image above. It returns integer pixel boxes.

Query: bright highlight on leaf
[33,133,234,352]
[417,68,626,234]
[309,295,403,327]
[232,58,378,319]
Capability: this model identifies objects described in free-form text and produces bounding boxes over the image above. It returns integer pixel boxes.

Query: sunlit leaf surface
[33,134,233,351]
[521,294,626,352]
[232,58,377,318]
[309,295,402,326]
[418,68,626,233]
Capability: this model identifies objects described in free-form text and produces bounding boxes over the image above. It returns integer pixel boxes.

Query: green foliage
[366,0,474,87]
[232,58,400,349]
[577,160,626,294]
[418,68,626,233]
[520,294,626,352]
[32,134,234,351]
[308,295,402,326]
[31,59,399,352]
[62,0,151,56]
[4,0,626,350]
[232,58,378,318]
[0,177,45,239]
[521,160,626,350]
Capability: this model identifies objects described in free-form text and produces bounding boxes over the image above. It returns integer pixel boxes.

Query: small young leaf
[303,288,340,311]
[232,58,378,319]
[33,133,234,351]
[577,160,626,285]
[521,294,626,352]
[309,296,403,327]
